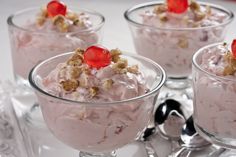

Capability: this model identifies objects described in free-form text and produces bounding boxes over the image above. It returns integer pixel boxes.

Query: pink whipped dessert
[127,0,232,78]
[193,41,236,138]
[8,0,104,80]
[40,46,152,152]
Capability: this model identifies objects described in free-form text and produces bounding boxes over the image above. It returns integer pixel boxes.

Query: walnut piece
[154,4,167,14]
[127,65,139,74]
[223,65,235,76]
[177,38,189,49]
[60,79,79,92]
[36,8,48,26]
[70,67,82,79]
[110,49,122,63]
[89,87,99,97]
[75,48,85,55]
[189,0,200,11]
[112,58,128,74]
[66,12,84,26]
[103,79,114,90]
[67,53,84,66]
[52,15,69,32]
[159,13,168,22]
[66,12,78,21]
[37,16,46,26]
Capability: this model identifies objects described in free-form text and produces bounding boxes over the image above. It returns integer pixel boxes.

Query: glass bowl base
[195,124,236,150]
[79,151,116,157]
[165,77,191,90]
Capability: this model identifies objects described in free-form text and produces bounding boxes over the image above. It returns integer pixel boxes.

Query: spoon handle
[208,148,226,157]
[168,147,188,157]
[144,141,159,157]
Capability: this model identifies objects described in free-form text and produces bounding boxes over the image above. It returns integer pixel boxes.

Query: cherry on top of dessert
[167,0,188,14]
[47,0,67,17]
[231,39,236,59]
[84,45,112,69]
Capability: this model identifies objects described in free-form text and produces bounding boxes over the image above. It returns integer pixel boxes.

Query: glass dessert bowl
[29,46,166,157]
[124,1,234,91]
[7,0,105,85]
[193,40,236,154]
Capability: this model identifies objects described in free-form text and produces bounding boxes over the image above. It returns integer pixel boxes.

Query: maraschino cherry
[47,0,67,17]
[167,0,188,14]
[84,46,111,69]
[231,39,236,59]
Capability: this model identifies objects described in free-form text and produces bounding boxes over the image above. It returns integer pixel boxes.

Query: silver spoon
[139,98,186,157]
[139,127,159,157]
[155,99,186,150]
[169,116,211,157]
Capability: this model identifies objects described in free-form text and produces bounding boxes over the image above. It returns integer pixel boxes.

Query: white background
[0,0,236,81]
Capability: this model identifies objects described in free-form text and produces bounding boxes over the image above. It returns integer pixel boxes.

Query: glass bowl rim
[29,51,166,106]
[7,7,105,35]
[124,1,234,31]
[192,42,236,82]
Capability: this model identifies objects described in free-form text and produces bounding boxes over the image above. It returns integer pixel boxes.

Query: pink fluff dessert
[125,0,233,78]
[193,41,236,139]
[39,47,152,152]
[8,1,104,81]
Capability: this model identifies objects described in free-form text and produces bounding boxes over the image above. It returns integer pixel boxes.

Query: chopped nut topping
[189,0,200,11]
[70,67,82,79]
[73,19,80,25]
[159,13,168,22]
[194,11,206,21]
[89,87,99,97]
[177,38,189,49]
[60,23,69,32]
[116,58,128,69]
[36,8,48,26]
[66,12,78,21]
[65,12,84,26]
[154,4,167,14]
[37,16,46,26]
[112,58,128,74]
[110,49,122,63]
[83,67,91,75]
[67,53,84,66]
[40,7,48,18]
[103,79,114,90]
[75,48,85,55]
[52,15,65,25]
[127,65,139,74]
[60,79,79,92]
[223,65,235,76]
[52,15,69,32]
[67,59,82,66]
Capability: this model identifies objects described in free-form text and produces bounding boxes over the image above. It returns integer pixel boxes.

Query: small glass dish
[193,42,236,155]
[29,52,166,157]
[7,7,105,85]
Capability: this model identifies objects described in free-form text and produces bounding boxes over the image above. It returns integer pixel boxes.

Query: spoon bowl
[180,116,210,149]
[155,99,186,140]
